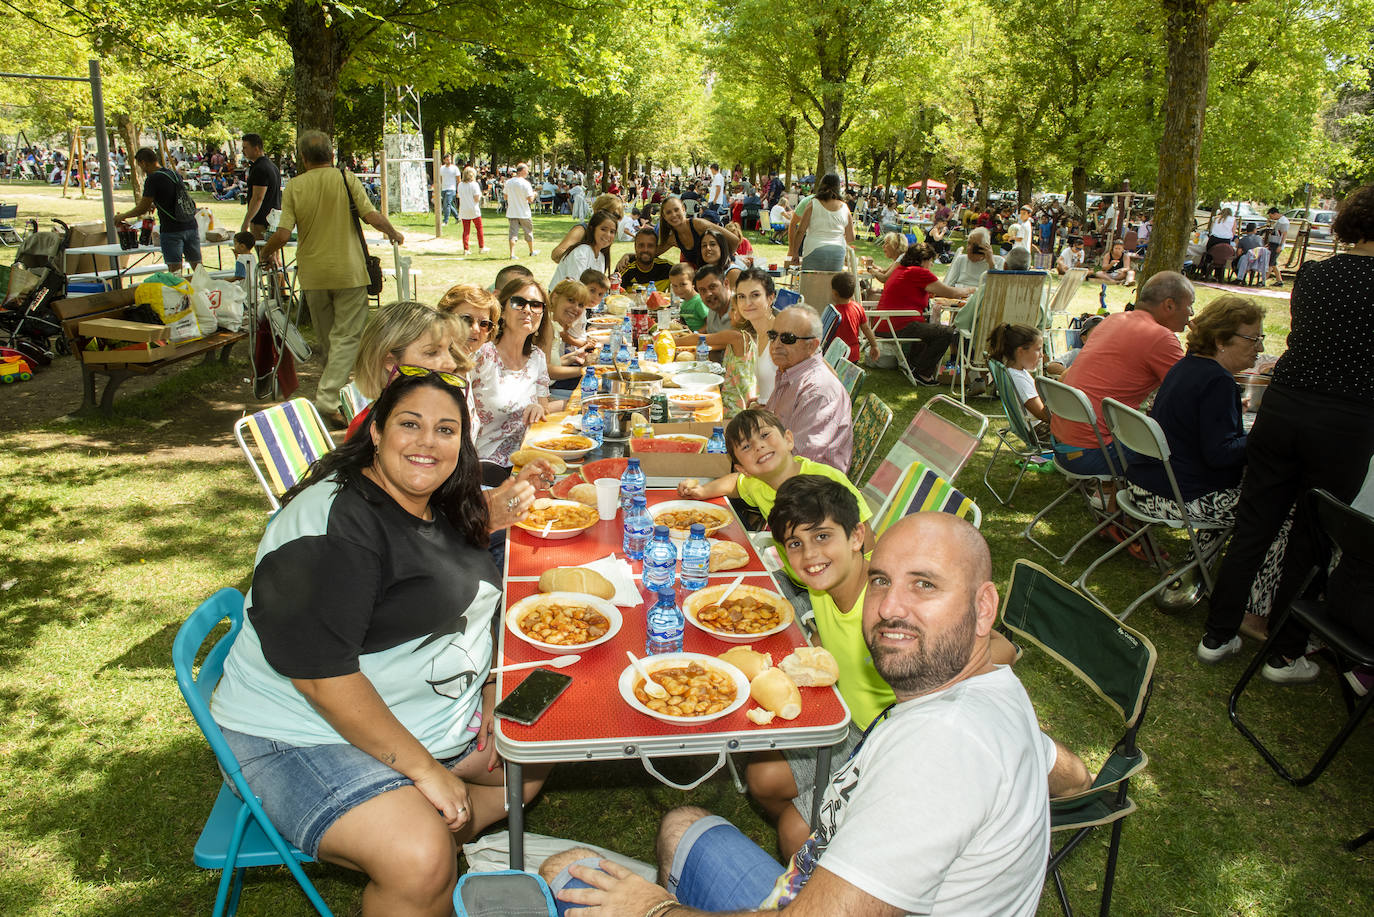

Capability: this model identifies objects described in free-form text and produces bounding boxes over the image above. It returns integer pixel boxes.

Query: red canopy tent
[906,179,947,191]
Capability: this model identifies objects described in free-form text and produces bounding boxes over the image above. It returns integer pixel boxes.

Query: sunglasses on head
[508,295,545,313]
[392,364,467,389]
[457,314,495,331]
[766,330,817,345]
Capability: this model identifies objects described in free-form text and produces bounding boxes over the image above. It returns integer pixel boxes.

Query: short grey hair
[297,131,333,166]
[781,304,824,339]
[1138,270,1193,309]
[1004,247,1032,270]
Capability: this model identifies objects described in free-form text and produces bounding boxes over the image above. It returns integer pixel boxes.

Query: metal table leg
[507,760,524,869]
[811,745,833,827]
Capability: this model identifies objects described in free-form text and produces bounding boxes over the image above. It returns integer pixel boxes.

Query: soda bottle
[706,426,727,454]
[138,216,153,246]
[642,524,679,592]
[583,404,604,448]
[622,494,652,561]
[696,335,710,363]
[582,366,599,402]
[618,457,645,514]
[679,523,711,591]
[645,586,685,656]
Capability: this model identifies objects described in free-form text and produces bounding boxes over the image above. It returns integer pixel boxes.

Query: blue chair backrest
[774,288,801,310]
[173,589,246,777]
[820,303,840,346]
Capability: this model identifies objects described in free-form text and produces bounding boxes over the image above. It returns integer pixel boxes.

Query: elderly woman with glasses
[469,277,566,467]
[211,369,551,917]
[437,282,501,357]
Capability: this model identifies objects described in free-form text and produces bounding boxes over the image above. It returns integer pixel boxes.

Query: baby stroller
[0,218,71,366]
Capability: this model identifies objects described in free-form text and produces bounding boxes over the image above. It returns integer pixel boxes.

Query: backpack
[155,167,198,223]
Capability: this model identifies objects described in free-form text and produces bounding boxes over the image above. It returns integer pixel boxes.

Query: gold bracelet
[643,897,680,917]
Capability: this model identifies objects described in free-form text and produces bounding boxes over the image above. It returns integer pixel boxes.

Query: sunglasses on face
[393,364,467,388]
[458,314,495,331]
[766,330,817,345]
[508,295,545,313]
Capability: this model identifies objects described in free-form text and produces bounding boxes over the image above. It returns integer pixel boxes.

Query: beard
[866,602,978,696]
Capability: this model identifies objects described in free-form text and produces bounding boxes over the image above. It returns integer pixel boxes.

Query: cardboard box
[78,339,184,365]
[635,422,731,482]
[77,317,170,343]
[64,220,111,274]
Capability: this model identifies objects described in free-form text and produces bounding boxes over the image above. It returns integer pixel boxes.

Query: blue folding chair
[173,588,333,916]
[820,303,840,349]
[454,870,558,916]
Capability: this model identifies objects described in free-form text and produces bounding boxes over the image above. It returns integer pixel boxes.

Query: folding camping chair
[982,359,1055,506]
[847,393,893,484]
[952,269,1051,402]
[339,381,371,423]
[999,560,1155,917]
[871,460,981,535]
[1076,398,1233,620]
[1022,376,1124,564]
[823,337,849,372]
[1229,489,1374,786]
[832,355,865,398]
[173,588,333,916]
[819,303,840,349]
[0,203,21,245]
[858,395,988,512]
[1045,268,1089,322]
[234,398,335,511]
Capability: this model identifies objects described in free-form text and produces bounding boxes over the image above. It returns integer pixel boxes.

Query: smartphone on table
[494,669,573,726]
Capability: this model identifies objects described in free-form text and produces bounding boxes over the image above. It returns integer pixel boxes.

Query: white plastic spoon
[716,573,748,605]
[490,654,582,674]
[626,650,668,698]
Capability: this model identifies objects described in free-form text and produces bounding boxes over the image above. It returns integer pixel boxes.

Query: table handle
[638,746,728,792]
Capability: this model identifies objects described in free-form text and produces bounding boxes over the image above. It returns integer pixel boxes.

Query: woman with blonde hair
[550,193,625,262]
[457,166,487,254]
[865,231,912,287]
[437,283,501,357]
[944,227,1005,289]
[344,301,467,440]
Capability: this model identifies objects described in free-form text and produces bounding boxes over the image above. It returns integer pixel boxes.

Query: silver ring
[457,806,468,814]
[506,496,519,510]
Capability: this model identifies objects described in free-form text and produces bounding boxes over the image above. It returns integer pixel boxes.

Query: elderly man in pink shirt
[765,304,853,470]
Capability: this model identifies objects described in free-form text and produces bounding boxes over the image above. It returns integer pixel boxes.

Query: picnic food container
[506,592,623,653]
[682,583,796,643]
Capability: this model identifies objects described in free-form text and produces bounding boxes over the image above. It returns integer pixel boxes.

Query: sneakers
[1197,634,1243,664]
[1344,667,1373,697]
[480,247,491,254]
[1261,655,1320,685]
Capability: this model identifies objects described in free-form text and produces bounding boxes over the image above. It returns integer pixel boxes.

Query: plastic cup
[594,478,620,521]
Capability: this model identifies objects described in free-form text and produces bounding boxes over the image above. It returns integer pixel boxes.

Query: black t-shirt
[621,258,674,292]
[246,155,282,225]
[142,168,197,232]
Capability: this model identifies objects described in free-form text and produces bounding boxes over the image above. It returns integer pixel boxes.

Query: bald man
[542,513,1091,917]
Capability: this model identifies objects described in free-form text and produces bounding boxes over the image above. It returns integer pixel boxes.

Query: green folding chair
[823,337,849,372]
[832,354,865,398]
[983,359,1054,505]
[847,393,893,484]
[871,460,982,535]
[1000,560,1156,917]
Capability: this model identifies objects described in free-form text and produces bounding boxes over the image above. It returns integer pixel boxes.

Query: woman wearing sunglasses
[470,277,565,466]
[211,369,551,917]
[437,282,501,357]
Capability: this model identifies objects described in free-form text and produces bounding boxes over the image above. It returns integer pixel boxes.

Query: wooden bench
[53,287,247,415]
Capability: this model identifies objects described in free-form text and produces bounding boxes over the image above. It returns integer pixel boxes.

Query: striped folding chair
[858,394,989,512]
[234,398,335,511]
[820,303,841,348]
[339,381,372,423]
[871,460,982,535]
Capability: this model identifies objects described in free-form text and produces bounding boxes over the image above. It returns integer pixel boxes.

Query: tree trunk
[783,120,796,189]
[1141,0,1210,286]
[1015,161,1031,206]
[816,90,842,177]
[919,151,933,204]
[286,0,346,135]
[978,156,991,208]
[1071,164,1088,217]
[114,114,141,197]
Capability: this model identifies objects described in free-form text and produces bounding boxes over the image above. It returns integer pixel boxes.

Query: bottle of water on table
[642,335,656,364]
[616,337,632,364]
[583,404,603,447]
[642,524,678,592]
[679,523,711,590]
[706,426,727,454]
[623,494,652,561]
[581,366,599,402]
[619,457,645,514]
[598,342,613,365]
[696,334,710,363]
[646,587,685,656]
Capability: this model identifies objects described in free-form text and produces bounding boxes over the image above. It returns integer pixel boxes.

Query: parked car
[1283,208,1336,241]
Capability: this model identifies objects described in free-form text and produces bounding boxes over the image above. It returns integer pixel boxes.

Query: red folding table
[496,490,850,868]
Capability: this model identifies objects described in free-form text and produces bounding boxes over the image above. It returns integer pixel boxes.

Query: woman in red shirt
[874,242,971,384]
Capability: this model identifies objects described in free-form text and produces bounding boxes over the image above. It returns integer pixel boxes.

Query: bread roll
[718,646,772,681]
[510,449,567,474]
[568,483,599,507]
[746,707,776,725]
[779,647,840,687]
[749,667,802,720]
[708,539,750,572]
[537,567,614,599]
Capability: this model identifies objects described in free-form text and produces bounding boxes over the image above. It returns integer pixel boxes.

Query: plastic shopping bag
[135,272,205,343]
[190,264,247,332]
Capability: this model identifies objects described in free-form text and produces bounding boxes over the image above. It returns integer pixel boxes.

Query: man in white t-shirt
[503,162,538,259]
[439,155,460,225]
[769,200,793,243]
[1056,237,1085,274]
[542,513,1092,917]
[707,162,726,213]
[1016,204,1035,253]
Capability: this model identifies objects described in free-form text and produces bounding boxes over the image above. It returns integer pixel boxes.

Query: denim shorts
[549,816,782,915]
[159,226,202,266]
[219,727,478,858]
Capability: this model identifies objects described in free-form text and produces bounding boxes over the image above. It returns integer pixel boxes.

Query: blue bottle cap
[690,523,705,536]
[654,524,669,537]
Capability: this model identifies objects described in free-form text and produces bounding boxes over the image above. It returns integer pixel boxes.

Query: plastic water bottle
[706,426,727,454]
[646,587,685,656]
[622,495,653,561]
[598,342,613,365]
[581,366,599,402]
[642,335,656,364]
[1098,283,1109,315]
[629,356,641,374]
[619,457,646,514]
[583,404,604,447]
[608,327,621,354]
[696,335,710,363]
[642,525,679,592]
[679,523,711,590]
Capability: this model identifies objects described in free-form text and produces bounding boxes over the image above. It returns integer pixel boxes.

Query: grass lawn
[0,182,1370,916]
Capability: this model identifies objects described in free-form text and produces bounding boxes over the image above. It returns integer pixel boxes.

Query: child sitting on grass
[829,271,880,364]
[678,408,873,572]
[748,474,1020,859]
[670,262,708,331]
